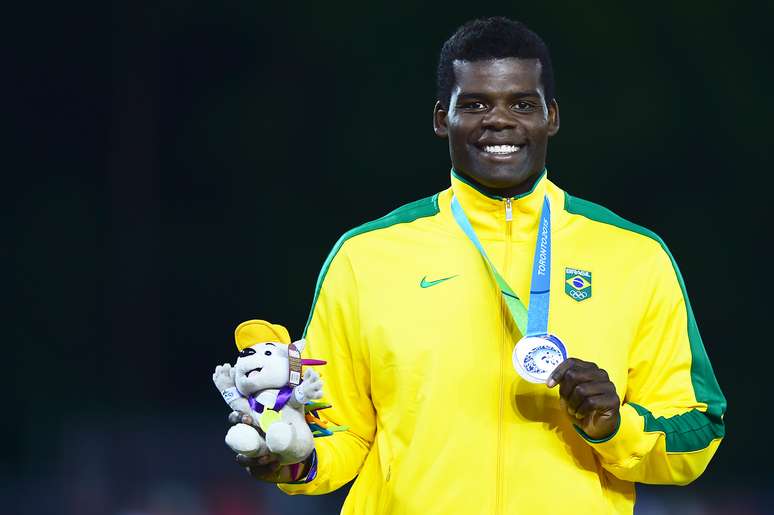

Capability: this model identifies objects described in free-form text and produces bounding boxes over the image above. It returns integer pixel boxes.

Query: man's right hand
[228,411,310,483]
[235,452,297,483]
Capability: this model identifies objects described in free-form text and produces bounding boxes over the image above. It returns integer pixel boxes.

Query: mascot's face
[234,342,292,394]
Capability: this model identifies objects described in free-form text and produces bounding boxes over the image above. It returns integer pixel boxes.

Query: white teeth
[483,144,521,154]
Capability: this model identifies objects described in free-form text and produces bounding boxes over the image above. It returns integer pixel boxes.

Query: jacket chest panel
[545,242,645,393]
[355,237,506,412]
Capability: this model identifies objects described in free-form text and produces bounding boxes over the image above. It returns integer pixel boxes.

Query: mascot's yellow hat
[234,319,291,351]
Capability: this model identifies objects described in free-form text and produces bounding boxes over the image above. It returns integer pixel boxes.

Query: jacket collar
[442,168,566,242]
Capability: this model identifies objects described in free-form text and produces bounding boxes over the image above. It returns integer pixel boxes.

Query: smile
[247,367,263,376]
[482,144,521,155]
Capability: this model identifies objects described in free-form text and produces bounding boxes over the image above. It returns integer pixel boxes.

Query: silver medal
[513,334,567,384]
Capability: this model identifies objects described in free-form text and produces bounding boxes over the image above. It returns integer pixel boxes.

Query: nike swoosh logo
[420,275,459,288]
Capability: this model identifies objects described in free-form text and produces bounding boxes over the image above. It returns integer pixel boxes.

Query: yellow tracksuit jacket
[279,170,726,514]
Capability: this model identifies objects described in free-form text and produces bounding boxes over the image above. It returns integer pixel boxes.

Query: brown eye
[264,350,272,356]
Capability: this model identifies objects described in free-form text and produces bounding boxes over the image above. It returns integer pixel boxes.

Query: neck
[455,169,543,199]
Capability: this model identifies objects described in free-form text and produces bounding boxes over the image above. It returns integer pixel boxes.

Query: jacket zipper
[378,464,392,514]
[495,197,513,514]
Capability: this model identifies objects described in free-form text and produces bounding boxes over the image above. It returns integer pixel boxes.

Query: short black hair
[436,17,555,108]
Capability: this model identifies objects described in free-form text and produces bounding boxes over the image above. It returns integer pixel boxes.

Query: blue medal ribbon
[451,194,552,337]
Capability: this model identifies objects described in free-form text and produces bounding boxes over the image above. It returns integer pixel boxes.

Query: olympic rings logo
[567,289,589,300]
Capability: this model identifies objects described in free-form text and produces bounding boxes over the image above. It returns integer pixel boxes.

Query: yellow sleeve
[279,243,374,495]
[578,241,726,485]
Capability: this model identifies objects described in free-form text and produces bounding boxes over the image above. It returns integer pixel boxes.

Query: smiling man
[234,17,726,514]
[434,55,558,196]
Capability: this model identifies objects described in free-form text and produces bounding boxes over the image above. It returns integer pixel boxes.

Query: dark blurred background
[5,1,772,514]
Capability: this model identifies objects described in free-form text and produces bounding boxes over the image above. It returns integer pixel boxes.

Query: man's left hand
[547,358,620,440]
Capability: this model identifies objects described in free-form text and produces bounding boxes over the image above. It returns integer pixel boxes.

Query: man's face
[434,58,559,194]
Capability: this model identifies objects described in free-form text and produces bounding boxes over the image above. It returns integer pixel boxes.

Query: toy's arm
[290,368,324,408]
[278,244,375,493]
[213,363,252,415]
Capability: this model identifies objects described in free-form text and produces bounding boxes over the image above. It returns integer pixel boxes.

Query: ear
[293,338,307,354]
[547,98,560,137]
[433,101,449,138]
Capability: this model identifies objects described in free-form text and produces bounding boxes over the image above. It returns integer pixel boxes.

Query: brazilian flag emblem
[565,267,592,302]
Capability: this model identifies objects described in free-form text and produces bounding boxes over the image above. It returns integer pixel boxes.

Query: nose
[482,103,517,130]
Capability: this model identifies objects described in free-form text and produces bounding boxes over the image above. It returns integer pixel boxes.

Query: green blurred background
[5,1,772,513]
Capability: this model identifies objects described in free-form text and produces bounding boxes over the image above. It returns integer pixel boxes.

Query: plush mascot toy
[212,320,325,465]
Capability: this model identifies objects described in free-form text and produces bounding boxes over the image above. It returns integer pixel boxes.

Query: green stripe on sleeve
[628,403,724,453]
[564,193,726,452]
[303,193,441,337]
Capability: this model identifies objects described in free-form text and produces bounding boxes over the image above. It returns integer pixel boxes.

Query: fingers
[557,363,606,401]
[227,410,258,428]
[236,453,277,468]
[573,393,620,420]
[547,357,593,388]
[547,358,617,415]
[236,453,295,483]
[565,380,614,415]
[236,453,281,481]
[547,358,621,439]
[553,359,597,398]
[559,381,609,415]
